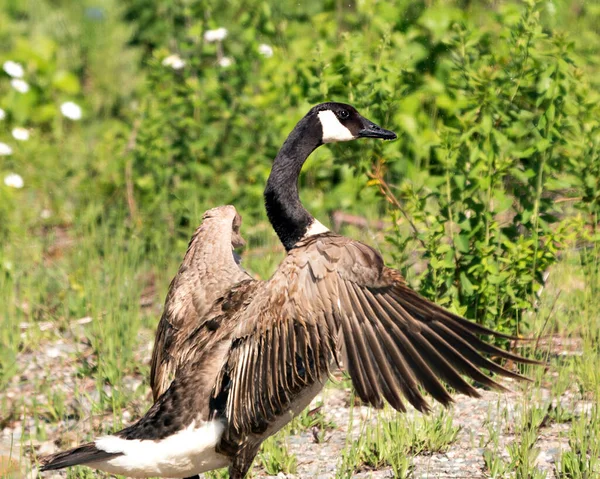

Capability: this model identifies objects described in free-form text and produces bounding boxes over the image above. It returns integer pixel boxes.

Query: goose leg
[228,445,259,479]
[228,460,253,479]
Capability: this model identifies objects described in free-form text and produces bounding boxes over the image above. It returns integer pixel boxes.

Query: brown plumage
[211,233,537,456]
[150,205,251,401]
[39,102,539,479]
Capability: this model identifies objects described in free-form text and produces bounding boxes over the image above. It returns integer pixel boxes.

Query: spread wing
[150,219,251,400]
[214,233,537,437]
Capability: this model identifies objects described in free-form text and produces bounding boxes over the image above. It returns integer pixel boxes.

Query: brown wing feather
[150,206,252,401]
[214,233,539,439]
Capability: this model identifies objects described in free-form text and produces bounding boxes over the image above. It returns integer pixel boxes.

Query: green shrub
[364,0,599,338]
[119,0,600,340]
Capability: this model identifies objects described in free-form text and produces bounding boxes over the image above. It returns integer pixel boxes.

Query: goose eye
[338,110,349,120]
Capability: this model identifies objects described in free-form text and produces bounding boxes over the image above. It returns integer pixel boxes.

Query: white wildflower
[204,27,228,43]
[40,209,52,219]
[258,44,273,58]
[162,54,186,70]
[10,79,29,93]
[60,101,83,120]
[0,108,5,120]
[0,142,13,156]
[218,57,233,68]
[4,173,24,189]
[3,60,24,78]
[12,127,30,141]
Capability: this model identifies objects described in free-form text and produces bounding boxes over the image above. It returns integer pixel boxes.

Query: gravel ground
[0,326,586,479]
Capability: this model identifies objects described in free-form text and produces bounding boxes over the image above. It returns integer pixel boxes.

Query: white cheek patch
[318,110,355,143]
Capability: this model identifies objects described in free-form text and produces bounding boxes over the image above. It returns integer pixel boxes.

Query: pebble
[46,347,62,358]
[38,441,57,456]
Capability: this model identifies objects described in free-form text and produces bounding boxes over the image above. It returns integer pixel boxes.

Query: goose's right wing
[214,233,539,438]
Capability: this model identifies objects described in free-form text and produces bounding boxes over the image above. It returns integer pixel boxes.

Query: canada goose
[150,205,251,401]
[39,102,537,479]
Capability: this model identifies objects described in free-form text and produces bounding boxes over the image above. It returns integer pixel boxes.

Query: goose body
[39,102,537,478]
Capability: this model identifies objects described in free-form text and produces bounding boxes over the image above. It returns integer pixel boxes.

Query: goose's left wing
[151,206,251,401]
[213,233,538,438]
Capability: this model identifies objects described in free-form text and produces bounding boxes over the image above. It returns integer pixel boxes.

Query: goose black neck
[264,115,323,251]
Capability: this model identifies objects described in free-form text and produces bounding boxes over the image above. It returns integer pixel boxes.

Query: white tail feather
[90,420,228,478]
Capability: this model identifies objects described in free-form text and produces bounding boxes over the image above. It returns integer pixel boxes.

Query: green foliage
[337,408,459,478]
[257,435,298,475]
[0,0,139,251]
[204,467,229,479]
[369,0,600,338]
[0,0,139,126]
[114,0,600,342]
[556,406,600,478]
[0,273,19,389]
[288,400,336,442]
[123,0,404,253]
[4,1,598,342]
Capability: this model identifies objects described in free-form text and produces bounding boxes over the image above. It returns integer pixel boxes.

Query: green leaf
[454,234,470,253]
[546,103,555,122]
[52,71,81,95]
[536,138,551,152]
[537,115,547,132]
[459,272,474,295]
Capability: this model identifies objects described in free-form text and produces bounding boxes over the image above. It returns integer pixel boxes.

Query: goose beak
[358,119,397,140]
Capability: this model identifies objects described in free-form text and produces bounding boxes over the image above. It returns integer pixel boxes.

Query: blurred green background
[1,0,600,475]
[2,0,599,338]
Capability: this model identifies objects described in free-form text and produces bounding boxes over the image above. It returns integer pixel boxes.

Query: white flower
[4,173,24,189]
[3,60,24,78]
[0,142,13,156]
[258,44,273,58]
[40,209,52,219]
[204,27,228,43]
[12,127,30,141]
[162,54,186,70]
[218,56,233,68]
[0,108,5,120]
[10,79,29,93]
[60,101,83,120]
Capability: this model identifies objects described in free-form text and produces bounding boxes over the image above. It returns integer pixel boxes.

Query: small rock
[38,441,57,455]
[536,450,554,465]
[46,347,61,359]
[73,316,93,325]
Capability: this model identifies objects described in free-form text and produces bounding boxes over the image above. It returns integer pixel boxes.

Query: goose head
[311,102,397,143]
[265,102,397,251]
